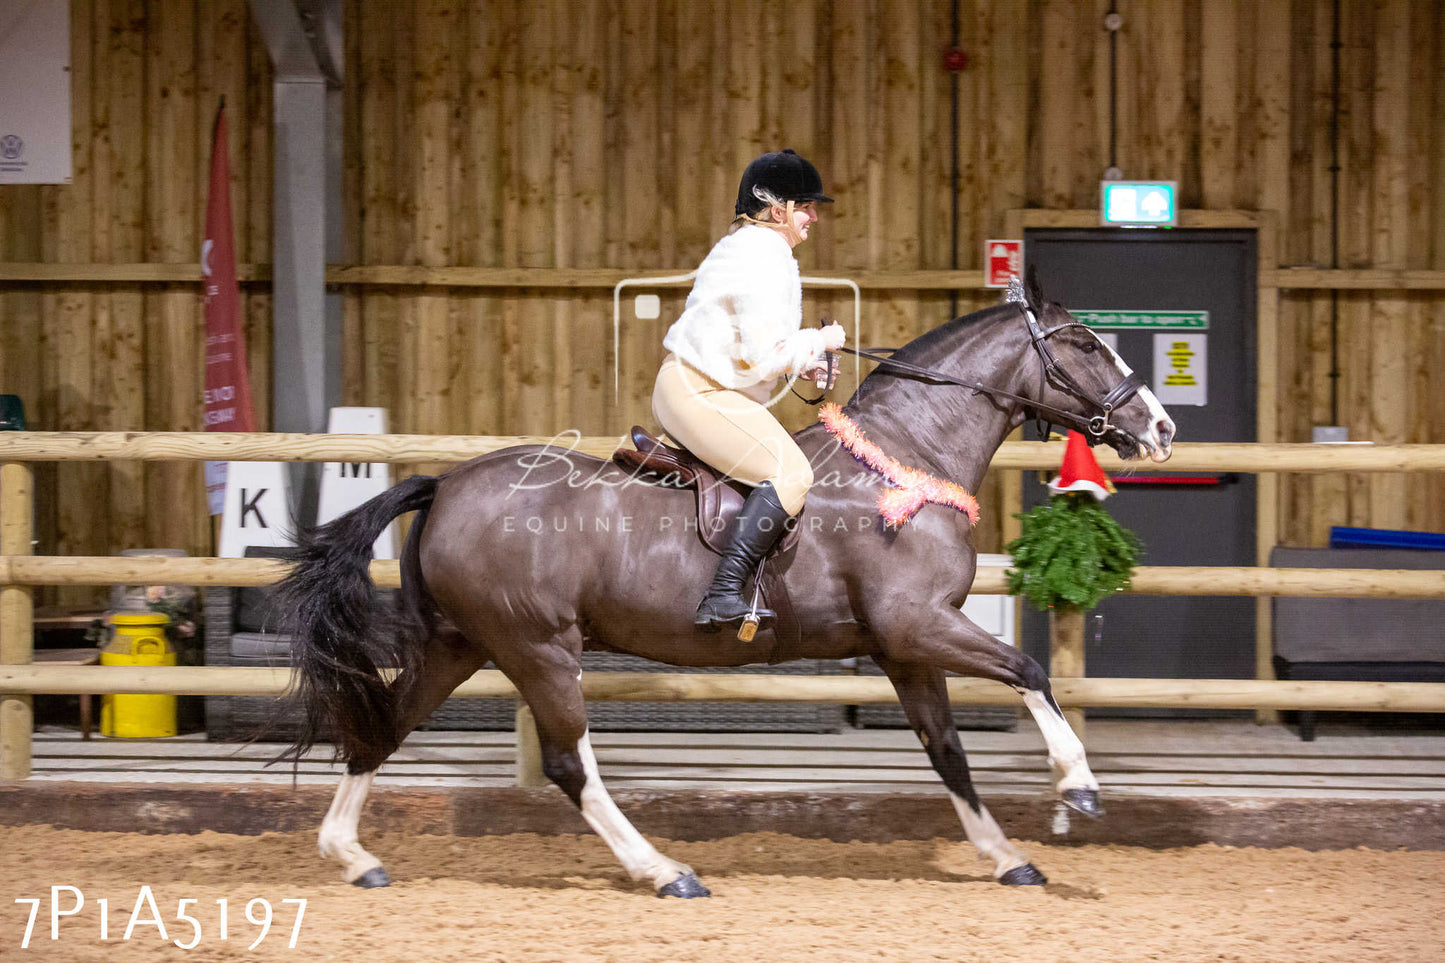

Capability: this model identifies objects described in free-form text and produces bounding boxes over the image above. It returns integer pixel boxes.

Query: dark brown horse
[278,275,1174,894]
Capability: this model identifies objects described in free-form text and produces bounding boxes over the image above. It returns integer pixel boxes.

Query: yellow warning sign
[1164,341,1197,386]
[1153,333,1206,406]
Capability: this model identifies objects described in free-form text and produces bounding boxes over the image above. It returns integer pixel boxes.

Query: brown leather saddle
[612,426,801,642]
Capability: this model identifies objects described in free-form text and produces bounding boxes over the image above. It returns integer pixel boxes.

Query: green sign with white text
[1071,310,1210,331]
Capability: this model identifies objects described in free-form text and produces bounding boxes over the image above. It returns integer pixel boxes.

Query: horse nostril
[1156,420,1174,448]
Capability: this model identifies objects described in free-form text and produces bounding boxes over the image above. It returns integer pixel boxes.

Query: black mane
[850,301,1018,400]
[889,302,1017,364]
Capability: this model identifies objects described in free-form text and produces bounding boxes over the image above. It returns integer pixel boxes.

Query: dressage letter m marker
[239,488,269,528]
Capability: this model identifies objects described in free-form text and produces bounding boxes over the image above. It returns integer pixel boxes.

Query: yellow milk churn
[100,612,177,737]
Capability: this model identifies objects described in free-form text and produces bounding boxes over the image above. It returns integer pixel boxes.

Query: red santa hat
[1047,430,1115,500]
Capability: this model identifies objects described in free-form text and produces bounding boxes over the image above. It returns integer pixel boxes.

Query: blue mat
[1329,526,1445,551]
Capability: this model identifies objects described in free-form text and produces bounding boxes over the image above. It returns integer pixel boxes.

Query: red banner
[202,103,257,514]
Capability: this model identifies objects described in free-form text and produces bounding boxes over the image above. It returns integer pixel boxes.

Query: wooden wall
[1270,0,1445,545]
[1,0,1443,595]
[0,0,274,604]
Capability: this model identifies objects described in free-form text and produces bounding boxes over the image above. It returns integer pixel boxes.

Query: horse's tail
[275,473,439,768]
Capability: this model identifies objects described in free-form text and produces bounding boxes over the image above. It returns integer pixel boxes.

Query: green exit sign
[1072,310,1209,331]
[1100,180,1177,227]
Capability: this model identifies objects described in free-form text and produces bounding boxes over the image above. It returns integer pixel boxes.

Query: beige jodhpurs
[651,353,813,515]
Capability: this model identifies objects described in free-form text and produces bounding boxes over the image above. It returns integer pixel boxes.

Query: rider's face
[779,201,818,246]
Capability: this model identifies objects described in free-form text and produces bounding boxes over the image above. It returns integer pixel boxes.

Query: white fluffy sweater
[662,225,829,391]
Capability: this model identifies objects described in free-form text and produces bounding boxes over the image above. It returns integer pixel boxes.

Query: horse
[276,272,1175,895]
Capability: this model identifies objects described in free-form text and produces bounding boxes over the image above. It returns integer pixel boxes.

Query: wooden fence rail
[1,666,1442,714]
[5,432,1445,472]
[4,433,1445,782]
[3,263,1444,291]
[2,556,1443,599]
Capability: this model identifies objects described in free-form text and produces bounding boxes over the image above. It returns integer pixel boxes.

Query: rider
[652,149,847,631]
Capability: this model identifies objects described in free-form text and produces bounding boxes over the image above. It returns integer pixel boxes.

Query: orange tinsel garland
[818,402,980,528]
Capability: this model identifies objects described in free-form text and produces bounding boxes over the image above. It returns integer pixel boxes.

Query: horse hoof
[351,867,392,889]
[999,864,1047,886]
[656,873,711,899]
[1060,788,1105,819]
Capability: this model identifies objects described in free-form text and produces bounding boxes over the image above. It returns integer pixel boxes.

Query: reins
[791,301,1146,446]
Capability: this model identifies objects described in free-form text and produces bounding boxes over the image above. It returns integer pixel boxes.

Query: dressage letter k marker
[240,488,268,528]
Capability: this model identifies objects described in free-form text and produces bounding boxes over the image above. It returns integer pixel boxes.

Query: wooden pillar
[1049,606,1086,742]
[1,462,35,781]
[514,703,546,788]
[1256,213,1281,725]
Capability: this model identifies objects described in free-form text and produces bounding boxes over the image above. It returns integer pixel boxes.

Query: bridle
[799,290,1146,447]
[1013,293,1147,444]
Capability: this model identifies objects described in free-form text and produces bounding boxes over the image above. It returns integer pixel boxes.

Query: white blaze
[1090,330,1174,459]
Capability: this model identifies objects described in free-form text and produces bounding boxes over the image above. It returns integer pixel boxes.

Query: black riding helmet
[734,149,834,216]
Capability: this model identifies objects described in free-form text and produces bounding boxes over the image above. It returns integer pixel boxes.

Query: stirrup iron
[737,559,766,642]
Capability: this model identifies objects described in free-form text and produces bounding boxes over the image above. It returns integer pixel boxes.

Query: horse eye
[1081,341,1097,354]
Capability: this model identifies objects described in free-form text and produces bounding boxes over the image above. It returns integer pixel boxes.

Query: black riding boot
[695,481,794,630]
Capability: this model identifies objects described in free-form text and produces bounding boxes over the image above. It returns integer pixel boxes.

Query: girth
[612,426,801,643]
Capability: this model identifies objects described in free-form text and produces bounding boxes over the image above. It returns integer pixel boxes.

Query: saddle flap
[612,426,803,557]
[698,485,804,558]
[611,426,804,646]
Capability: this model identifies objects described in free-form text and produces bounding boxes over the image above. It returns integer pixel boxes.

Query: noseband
[829,300,1145,446]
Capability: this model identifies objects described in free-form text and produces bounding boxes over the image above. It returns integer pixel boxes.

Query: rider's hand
[799,359,829,382]
[800,354,840,387]
[820,323,847,352]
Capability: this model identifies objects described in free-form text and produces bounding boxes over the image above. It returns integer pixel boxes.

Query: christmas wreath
[1006,493,1140,611]
[1005,431,1142,611]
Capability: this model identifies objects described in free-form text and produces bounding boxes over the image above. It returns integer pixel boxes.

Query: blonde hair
[728,186,796,236]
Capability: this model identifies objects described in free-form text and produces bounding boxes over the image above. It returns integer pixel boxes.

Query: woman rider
[652,149,846,631]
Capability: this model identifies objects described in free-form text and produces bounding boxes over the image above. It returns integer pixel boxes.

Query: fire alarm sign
[984,240,1023,288]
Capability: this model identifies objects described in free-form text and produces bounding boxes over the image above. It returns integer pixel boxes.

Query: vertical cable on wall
[1104,5,1121,179]
[1327,0,1342,425]
[948,0,961,320]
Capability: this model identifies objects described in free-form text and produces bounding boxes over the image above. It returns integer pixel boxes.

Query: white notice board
[0,1,71,184]
[1153,333,1207,406]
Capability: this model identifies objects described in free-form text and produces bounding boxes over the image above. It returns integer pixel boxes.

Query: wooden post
[1256,211,1281,725]
[1049,606,1086,742]
[1,462,35,781]
[513,702,546,788]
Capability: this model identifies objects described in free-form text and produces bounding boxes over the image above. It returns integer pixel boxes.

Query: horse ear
[1024,263,1046,312]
